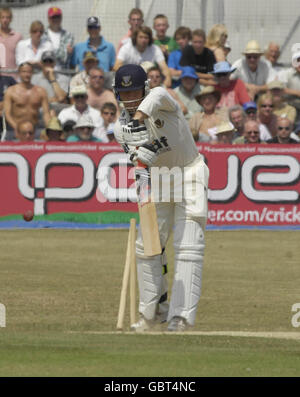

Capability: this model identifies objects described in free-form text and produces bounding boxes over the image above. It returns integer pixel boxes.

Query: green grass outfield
[0,229,300,377]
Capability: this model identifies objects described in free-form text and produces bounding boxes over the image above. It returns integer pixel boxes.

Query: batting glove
[130,144,159,167]
[122,120,151,146]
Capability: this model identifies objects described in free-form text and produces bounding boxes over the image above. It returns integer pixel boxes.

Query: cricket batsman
[113,64,209,332]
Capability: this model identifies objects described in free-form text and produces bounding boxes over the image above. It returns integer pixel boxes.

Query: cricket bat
[135,162,162,257]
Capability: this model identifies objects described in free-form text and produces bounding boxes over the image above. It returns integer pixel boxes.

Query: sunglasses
[246,109,257,114]
[246,54,259,59]
[247,130,259,134]
[74,94,87,99]
[103,111,116,116]
[90,75,104,79]
[278,126,290,131]
[43,59,54,63]
[261,104,273,108]
[216,72,229,77]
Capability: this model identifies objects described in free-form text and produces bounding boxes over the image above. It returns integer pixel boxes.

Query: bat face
[135,166,162,256]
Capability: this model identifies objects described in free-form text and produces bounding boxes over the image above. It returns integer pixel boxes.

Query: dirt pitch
[0,229,299,377]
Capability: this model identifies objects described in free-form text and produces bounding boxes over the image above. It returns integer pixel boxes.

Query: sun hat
[195,86,221,102]
[215,121,236,135]
[243,40,264,55]
[180,66,198,80]
[210,61,236,74]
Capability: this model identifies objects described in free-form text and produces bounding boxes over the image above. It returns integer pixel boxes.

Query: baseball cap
[48,7,62,18]
[87,16,100,28]
[180,66,198,80]
[41,50,56,62]
[243,101,257,112]
[70,85,88,97]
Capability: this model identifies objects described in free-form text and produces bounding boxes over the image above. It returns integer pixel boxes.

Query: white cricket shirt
[114,86,199,168]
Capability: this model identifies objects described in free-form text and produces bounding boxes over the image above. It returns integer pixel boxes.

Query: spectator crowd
[0,5,299,144]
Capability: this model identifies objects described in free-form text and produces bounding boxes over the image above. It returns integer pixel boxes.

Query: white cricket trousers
[135,155,209,326]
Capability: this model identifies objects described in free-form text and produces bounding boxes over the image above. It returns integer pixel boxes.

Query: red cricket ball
[23,210,34,222]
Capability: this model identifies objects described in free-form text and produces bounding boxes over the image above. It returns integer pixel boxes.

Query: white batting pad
[167,219,205,325]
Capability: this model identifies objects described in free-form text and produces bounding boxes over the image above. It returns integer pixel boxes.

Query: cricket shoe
[130,315,160,333]
[167,316,188,332]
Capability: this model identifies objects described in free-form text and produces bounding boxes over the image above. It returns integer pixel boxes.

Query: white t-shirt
[114,87,198,168]
[259,123,272,141]
[15,38,54,66]
[47,29,62,51]
[231,58,275,85]
[58,105,108,142]
[117,41,165,66]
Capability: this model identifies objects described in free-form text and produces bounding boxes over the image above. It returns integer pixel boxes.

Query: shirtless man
[4,62,50,136]
[86,66,119,114]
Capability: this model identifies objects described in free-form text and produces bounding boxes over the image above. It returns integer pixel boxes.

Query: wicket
[116,218,137,330]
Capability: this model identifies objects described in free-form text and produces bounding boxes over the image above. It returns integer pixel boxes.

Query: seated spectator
[71,17,115,73]
[58,84,107,142]
[173,66,202,120]
[206,24,228,62]
[67,114,102,142]
[281,51,300,123]
[61,119,76,140]
[190,85,227,142]
[31,50,69,114]
[179,29,216,86]
[43,7,74,71]
[168,26,192,88]
[231,40,275,100]
[16,21,54,69]
[4,62,50,140]
[291,121,300,142]
[86,66,119,114]
[264,42,286,81]
[233,120,263,144]
[114,26,172,87]
[153,14,178,61]
[41,116,65,141]
[117,8,144,55]
[268,80,296,123]
[257,93,277,140]
[213,121,235,144]
[267,116,298,144]
[228,105,246,139]
[211,61,250,108]
[146,65,187,115]
[69,50,98,92]
[243,101,258,120]
[99,102,117,142]
[0,7,23,79]
[15,120,35,142]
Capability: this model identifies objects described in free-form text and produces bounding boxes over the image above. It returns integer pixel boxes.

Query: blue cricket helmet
[114,64,147,92]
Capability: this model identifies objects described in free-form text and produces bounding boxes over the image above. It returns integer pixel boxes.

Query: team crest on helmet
[121,75,133,87]
[154,119,164,128]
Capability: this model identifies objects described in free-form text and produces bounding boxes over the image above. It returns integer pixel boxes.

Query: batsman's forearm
[133,111,149,124]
